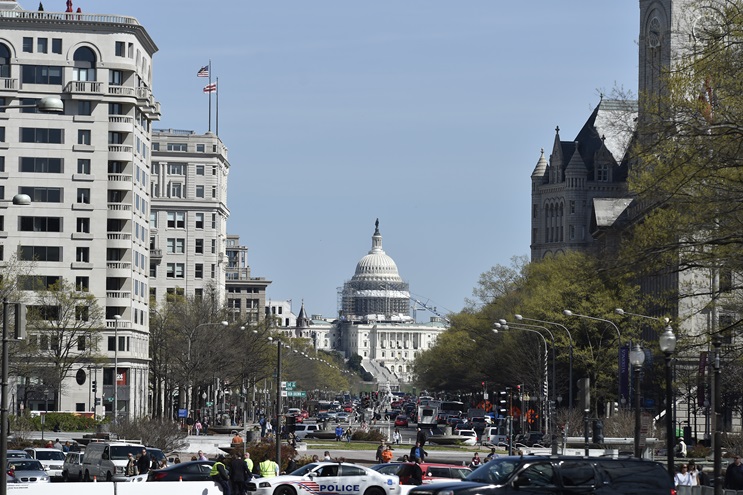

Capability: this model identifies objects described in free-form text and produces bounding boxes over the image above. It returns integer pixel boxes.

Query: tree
[20,279,104,405]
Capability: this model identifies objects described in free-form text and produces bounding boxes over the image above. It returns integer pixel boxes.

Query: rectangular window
[20,98,39,114]
[166,211,185,229]
[170,182,183,198]
[195,213,204,229]
[115,41,126,57]
[19,246,62,262]
[108,131,124,144]
[211,186,217,199]
[76,217,90,233]
[51,38,62,54]
[76,247,89,262]
[195,263,203,279]
[75,276,89,292]
[20,157,63,173]
[211,239,216,254]
[0,157,4,173]
[108,103,123,115]
[77,101,92,116]
[195,185,204,198]
[150,212,157,228]
[166,263,185,279]
[167,143,187,152]
[19,187,62,203]
[19,216,62,232]
[77,188,90,204]
[168,164,185,175]
[75,306,89,321]
[18,275,61,290]
[211,213,216,229]
[196,165,205,175]
[570,200,576,214]
[109,70,123,86]
[196,144,205,152]
[195,239,204,254]
[20,66,63,85]
[152,142,160,151]
[77,159,91,174]
[37,38,48,54]
[22,37,33,53]
[20,128,63,144]
[78,130,91,145]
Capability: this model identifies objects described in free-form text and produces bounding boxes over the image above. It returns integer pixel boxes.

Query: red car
[343,403,354,413]
[394,415,409,427]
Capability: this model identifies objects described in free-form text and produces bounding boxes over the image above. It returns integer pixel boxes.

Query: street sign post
[286,391,306,398]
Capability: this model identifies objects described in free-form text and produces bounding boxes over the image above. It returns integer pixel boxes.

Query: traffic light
[92,380,97,393]
[592,420,604,444]
[286,415,296,433]
[94,398,101,406]
[14,303,26,340]
[577,378,590,413]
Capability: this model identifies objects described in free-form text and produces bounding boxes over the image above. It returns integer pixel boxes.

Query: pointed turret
[531,148,548,178]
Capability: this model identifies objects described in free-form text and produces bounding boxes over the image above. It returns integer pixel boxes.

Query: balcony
[108,174,132,189]
[63,81,103,96]
[108,115,133,130]
[106,261,132,270]
[107,203,132,220]
[0,78,17,91]
[108,145,133,160]
[108,86,136,97]
[107,232,132,241]
[106,291,131,300]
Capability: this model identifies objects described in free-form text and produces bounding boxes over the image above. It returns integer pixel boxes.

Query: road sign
[286,391,306,398]
[284,381,297,390]
[206,401,214,406]
[281,391,287,397]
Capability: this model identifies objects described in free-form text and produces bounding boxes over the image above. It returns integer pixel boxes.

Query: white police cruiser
[247,461,400,495]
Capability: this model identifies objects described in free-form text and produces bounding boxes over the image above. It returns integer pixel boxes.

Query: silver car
[7,460,50,483]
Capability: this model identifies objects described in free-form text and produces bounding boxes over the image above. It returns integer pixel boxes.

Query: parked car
[394,415,409,427]
[408,456,674,495]
[147,460,213,482]
[7,459,50,484]
[336,412,351,422]
[372,462,471,485]
[62,452,84,481]
[24,448,66,480]
[7,450,31,460]
[293,423,322,440]
[454,429,478,446]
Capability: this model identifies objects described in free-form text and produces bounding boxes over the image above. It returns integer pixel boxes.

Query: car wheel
[274,485,297,495]
[364,487,385,495]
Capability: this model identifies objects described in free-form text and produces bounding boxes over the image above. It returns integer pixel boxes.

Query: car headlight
[437,490,456,495]
[259,482,272,488]
[116,466,125,474]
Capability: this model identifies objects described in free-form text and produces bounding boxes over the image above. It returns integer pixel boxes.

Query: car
[147,460,214,482]
[336,411,351,422]
[371,462,472,484]
[62,451,84,481]
[408,456,674,495]
[454,429,478,446]
[300,409,310,419]
[343,403,355,413]
[24,447,66,480]
[7,459,50,483]
[317,411,331,421]
[394,415,409,427]
[446,415,462,426]
[7,450,31,460]
[246,461,400,495]
[147,447,168,469]
[293,423,322,440]
[453,421,472,432]
[470,417,488,435]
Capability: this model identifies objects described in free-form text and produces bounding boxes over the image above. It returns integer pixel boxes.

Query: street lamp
[659,324,676,480]
[113,315,121,424]
[629,344,645,458]
[563,310,624,405]
[515,314,573,412]
[268,337,283,469]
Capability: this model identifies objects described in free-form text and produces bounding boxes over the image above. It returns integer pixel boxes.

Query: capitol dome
[341,220,410,320]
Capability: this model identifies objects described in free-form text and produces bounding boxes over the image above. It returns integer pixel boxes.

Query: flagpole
[215,77,219,136]
[208,59,212,132]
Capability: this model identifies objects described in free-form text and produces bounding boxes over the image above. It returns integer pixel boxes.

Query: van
[482,427,508,446]
[81,441,145,482]
[24,448,66,480]
[408,456,674,495]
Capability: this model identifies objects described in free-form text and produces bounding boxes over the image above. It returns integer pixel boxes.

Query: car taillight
[669,490,677,495]
[153,472,168,481]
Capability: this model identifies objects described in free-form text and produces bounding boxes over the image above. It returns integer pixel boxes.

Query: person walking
[210,454,231,495]
[194,420,203,436]
[725,455,743,490]
[335,425,344,441]
[258,455,279,478]
[409,442,427,462]
[125,453,138,477]
[244,452,254,477]
[375,440,386,463]
[230,452,250,495]
[136,448,150,476]
[675,464,693,487]
[393,428,401,445]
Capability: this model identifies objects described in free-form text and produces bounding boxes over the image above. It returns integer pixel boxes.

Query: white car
[23,448,66,480]
[246,461,400,495]
[453,429,478,446]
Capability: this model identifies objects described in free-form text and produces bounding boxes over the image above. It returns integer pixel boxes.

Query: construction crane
[411,298,450,324]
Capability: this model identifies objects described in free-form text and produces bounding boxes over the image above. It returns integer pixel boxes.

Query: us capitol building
[277,220,448,388]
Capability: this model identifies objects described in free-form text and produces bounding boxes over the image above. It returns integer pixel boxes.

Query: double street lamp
[629,344,645,458]
[659,325,677,480]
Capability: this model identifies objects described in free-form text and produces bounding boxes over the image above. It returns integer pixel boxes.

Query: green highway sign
[286,391,306,398]
[283,381,297,390]
[206,401,214,406]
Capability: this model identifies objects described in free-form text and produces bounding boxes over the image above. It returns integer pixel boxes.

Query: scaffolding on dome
[338,279,411,321]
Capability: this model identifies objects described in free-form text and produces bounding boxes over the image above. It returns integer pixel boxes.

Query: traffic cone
[93,475,97,482]
[179,476,183,481]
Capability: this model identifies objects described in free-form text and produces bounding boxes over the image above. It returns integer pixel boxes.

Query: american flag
[197,65,209,77]
[203,82,217,93]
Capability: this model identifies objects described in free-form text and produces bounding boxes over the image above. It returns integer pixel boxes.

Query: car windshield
[110,446,145,460]
[9,460,43,471]
[290,463,319,476]
[36,451,65,461]
[466,459,519,485]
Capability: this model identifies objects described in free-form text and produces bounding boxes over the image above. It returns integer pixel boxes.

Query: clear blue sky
[66,1,638,319]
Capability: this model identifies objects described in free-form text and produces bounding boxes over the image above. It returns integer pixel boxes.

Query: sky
[49,1,639,320]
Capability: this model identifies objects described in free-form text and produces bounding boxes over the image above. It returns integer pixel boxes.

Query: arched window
[0,43,10,78]
[73,46,96,81]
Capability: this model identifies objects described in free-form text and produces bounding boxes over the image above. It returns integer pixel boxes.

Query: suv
[24,448,66,480]
[408,456,674,495]
[62,452,84,481]
[293,423,322,440]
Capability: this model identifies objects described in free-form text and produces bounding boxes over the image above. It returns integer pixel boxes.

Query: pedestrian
[323,451,331,461]
[194,420,203,436]
[485,448,497,462]
[409,442,427,462]
[381,446,393,463]
[402,455,409,462]
[244,452,254,478]
[344,427,353,443]
[187,416,195,435]
[469,452,482,469]
[335,425,344,441]
[675,437,687,458]
[375,440,386,463]
[63,441,71,453]
[125,453,138,477]
[698,465,711,487]
[258,455,279,478]
[136,448,150,475]
[409,458,424,485]
[311,455,319,462]
[230,452,249,495]
[725,455,743,490]
[53,438,63,451]
[232,432,244,445]
[675,464,693,487]
[286,456,297,474]
[198,450,208,461]
[393,428,401,445]
[416,428,427,447]
[687,460,700,485]
[210,454,231,495]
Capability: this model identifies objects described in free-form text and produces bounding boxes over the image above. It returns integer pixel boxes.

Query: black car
[147,460,213,481]
[408,456,673,495]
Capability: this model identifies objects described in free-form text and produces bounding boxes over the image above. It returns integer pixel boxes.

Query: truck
[417,400,441,428]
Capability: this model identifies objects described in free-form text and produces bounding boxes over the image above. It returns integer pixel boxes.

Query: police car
[247,461,400,495]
